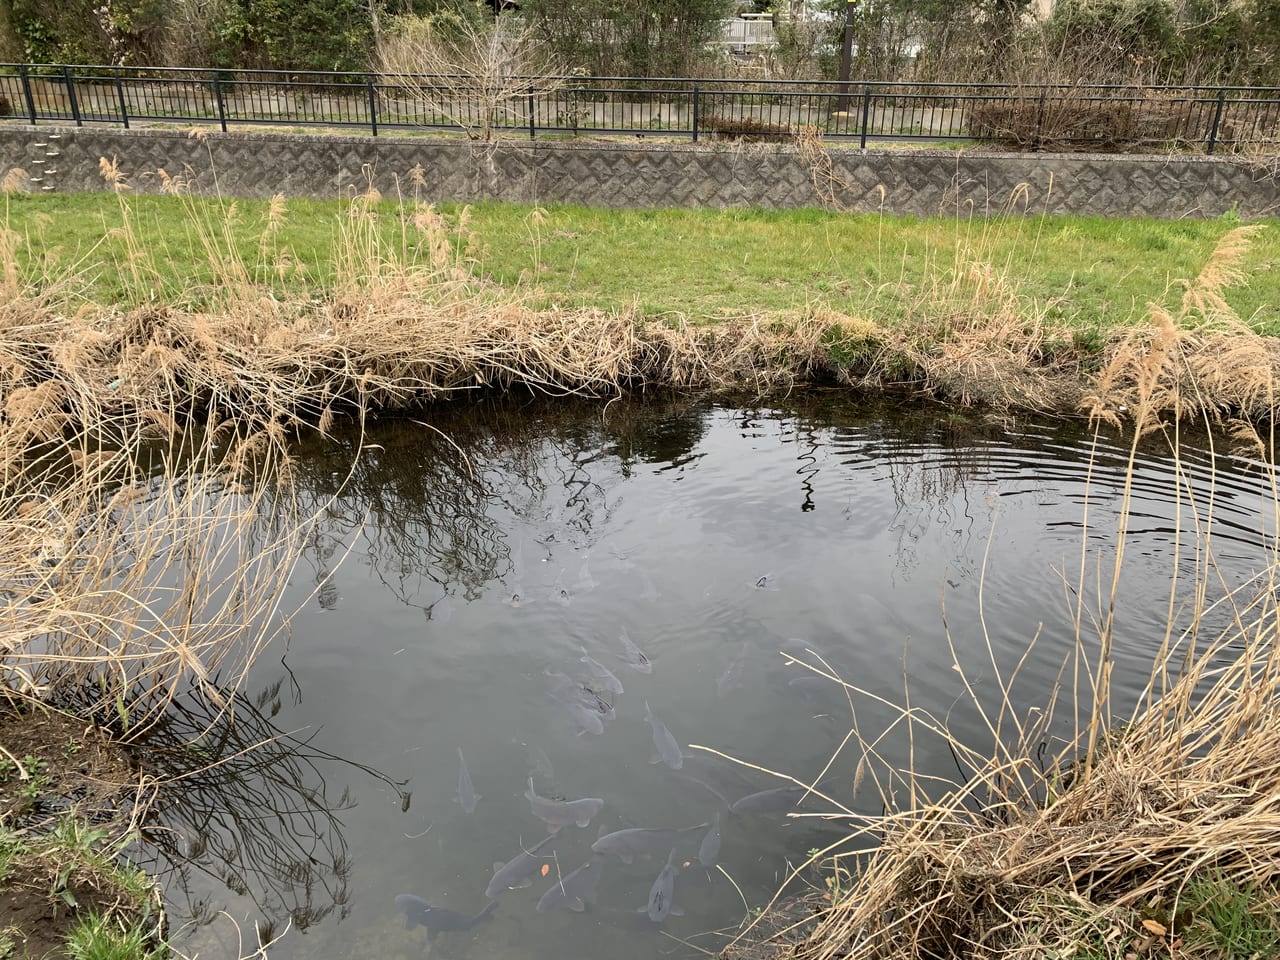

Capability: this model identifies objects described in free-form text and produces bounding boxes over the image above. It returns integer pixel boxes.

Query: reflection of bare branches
[284,401,692,612]
[137,683,405,939]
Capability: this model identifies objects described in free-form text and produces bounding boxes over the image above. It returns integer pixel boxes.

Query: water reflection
[142,679,405,951]
[149,396,1277,960]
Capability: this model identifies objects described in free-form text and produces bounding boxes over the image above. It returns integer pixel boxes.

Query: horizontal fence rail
[0,64,1278,153]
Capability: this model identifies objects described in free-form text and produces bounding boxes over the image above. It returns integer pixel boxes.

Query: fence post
[18,64,37,125]
[1206,87,1226,155]
[367,78,378,136]
[63,65,82,127]
[528,90,536,140]
[1032,87,1047,153]
[692,81,700,142]
[859,84,871,149]
[114,70,129,129]
[212,72,228,132]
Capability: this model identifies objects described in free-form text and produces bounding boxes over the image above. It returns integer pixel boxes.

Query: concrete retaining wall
[1,126,1277,218]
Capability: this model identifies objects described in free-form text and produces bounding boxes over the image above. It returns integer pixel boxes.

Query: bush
[210,0,375,72]
[701,113,794,141]
[523,0,736,78]
[967,89,1217,151]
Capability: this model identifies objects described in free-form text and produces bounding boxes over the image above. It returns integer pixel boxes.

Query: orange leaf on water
[540,864,550,877]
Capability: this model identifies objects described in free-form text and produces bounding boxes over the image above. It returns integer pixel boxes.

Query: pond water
[147,395,1275,960]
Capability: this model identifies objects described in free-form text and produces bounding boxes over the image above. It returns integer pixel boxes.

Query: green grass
[3,192,1278,333]
[65,914,164,960]
[0,817,164,960]
[1026,874,1280,960]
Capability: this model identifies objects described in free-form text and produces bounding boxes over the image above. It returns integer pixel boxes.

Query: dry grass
[720,232,1280,960]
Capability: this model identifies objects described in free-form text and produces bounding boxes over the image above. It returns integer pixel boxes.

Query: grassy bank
[1,175,1278,420]
[5,191,1278,331]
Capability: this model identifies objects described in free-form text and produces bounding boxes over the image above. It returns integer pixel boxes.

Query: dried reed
[727,228,1280,960]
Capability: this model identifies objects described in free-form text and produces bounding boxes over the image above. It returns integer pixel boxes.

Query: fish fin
[514,879,532,889]
[575,817,592,828]
[548,824,562,834]
[493,862,504,874]
[649,751,661,765]
[672,904,685,918]
[569,898,586,912]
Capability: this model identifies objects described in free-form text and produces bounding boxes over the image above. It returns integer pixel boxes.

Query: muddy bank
[0,708,160,960]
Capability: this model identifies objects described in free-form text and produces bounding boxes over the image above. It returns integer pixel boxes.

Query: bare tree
[376,14,568,141]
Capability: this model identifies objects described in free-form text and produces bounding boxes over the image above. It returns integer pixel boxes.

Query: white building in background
[720,14,777,53]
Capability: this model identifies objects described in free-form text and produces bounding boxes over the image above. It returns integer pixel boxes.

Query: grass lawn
[4,192,1278,333]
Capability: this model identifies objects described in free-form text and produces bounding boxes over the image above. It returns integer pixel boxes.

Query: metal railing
[1,64,1277,153]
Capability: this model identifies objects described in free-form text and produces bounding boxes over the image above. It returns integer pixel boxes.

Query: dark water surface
[150,395,1274,960]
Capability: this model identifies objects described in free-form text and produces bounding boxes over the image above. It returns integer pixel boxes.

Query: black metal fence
[1,63,1278,154]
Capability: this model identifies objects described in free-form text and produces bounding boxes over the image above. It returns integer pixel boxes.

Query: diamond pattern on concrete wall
[0,127,1276,219]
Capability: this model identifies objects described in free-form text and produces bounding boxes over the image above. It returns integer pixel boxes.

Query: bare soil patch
[0,707,150,960]
[0,708,134,826]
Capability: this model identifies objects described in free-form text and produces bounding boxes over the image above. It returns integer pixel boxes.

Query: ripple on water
[156,398,1277,960]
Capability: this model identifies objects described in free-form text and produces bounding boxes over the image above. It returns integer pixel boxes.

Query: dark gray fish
[590,823,708,864]
[525,778,604,833]
[781,637,832,666]
[728,784,815,817]
[565,699,606,736]
[716,643,747,698]
[551,571,573,607]
[616,628,653,674]
[486,833,557,898]
[672,771,730,808]
[545,671,612,732]
[698,813,721,869]
[394,894,497,940]
[526,743,555,786]
[536,855,606,913]
[576,550,596,591]
[638,568,660,602]
[580,647,624,695]
[546,670,615,720]
[456,748,479,814]
[787,675,838,696]
[645,849,684,922]
[644,700,683,770]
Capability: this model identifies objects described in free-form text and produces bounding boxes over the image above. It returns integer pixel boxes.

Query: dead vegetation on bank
[0,160,1276,440]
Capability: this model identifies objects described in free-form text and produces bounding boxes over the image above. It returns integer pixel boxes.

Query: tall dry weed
[732,225,1280,960]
